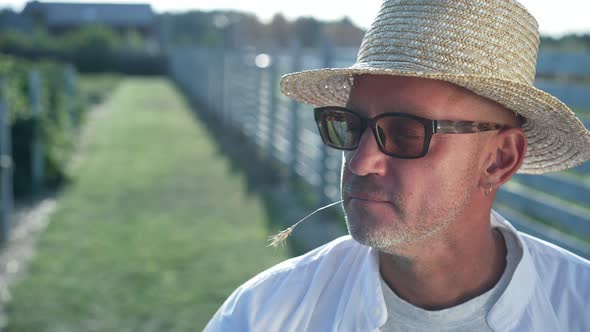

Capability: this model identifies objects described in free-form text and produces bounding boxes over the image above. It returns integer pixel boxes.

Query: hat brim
[280,67,590,174]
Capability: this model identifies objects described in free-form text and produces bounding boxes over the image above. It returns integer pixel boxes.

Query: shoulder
[493,210,590,282]
[520,232,590,299]
[234,235,362,296]
[205,236,369,331]
[521,232,590,274]
[519,233,590,329]
[249,235,361,281]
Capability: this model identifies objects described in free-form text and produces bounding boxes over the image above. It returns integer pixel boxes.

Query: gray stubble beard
[344,180,473,254]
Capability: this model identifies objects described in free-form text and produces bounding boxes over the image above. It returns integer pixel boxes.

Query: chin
[345,213,401,249]
[345,210,445,251]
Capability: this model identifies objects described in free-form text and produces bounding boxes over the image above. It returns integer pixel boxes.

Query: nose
[346,127,387,176]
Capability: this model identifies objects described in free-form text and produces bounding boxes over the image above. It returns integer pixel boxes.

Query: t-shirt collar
[361,210,537,330]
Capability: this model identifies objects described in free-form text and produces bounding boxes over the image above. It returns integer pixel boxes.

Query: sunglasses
[314,106,512,159]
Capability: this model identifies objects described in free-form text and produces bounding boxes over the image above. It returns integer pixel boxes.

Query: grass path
[5,78,291,331]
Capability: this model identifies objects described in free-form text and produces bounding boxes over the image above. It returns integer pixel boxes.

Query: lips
[342,180,404,218]
[342,183,390,203]
[346,192,389,203]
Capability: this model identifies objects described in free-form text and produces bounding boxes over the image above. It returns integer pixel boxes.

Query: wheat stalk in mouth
[267,200,343,247]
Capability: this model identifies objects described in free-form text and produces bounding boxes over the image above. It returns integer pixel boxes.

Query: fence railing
[170,46,590,258]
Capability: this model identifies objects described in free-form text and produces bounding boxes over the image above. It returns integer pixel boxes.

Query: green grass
[5,77,291,331]
[78,73,123,105]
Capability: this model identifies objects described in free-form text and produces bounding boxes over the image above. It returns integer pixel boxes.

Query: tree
[62,25,122,51]
[269,14,291,48]
[323,17,365,47]
[293,17,322,47]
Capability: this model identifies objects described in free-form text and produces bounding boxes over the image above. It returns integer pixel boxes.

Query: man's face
[341,75,494,252]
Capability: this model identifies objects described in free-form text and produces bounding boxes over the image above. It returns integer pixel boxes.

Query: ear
[479,128,527,188]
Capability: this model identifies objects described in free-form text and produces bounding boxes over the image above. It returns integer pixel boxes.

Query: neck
[378,213,507,310]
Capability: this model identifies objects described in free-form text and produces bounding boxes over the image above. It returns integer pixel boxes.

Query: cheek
[396,165,438,204]
[400,150,475,196]
[422,142,482,194]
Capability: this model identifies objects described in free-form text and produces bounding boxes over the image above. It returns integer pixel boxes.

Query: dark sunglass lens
[377,117,426,156]
[321,110,361,149]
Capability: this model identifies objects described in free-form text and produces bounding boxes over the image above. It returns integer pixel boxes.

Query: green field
[5,78,291,331]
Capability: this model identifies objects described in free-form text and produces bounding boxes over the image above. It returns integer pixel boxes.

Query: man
[206,0,590,330]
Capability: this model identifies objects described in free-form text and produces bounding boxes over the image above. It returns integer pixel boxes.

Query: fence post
[266,52,279,162]
[218,43,227,125]
[211,50,218,115]
[288,39,302,187]
[318,39,334,204]
[64,65,77,128]
[0,77,13,245]
[254,58,265,150]
[221,50,230,128]
[29,70,44,196]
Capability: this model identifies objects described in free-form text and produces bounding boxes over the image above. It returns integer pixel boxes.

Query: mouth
[342,181,394,207]
[343,191,390,204]
[342,182,404,219]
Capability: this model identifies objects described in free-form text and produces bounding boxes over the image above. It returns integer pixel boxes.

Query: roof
[22,1,155,27]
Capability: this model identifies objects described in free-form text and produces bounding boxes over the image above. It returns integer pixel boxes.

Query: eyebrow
[345,100,426,118]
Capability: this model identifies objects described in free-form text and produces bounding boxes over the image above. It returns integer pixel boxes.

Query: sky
[2,0,589,37]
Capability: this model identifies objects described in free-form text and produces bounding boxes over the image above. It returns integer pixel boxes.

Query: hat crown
[356,0,540,84]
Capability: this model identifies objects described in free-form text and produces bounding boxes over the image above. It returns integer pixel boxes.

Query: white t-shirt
[379,227,521,331]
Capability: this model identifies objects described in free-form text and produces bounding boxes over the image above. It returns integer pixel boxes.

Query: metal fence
[170,46,590,258]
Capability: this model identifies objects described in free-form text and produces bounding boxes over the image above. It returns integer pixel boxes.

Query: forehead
[346,75,484,120]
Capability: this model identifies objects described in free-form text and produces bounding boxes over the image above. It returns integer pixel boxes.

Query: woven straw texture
[280,0,590,174]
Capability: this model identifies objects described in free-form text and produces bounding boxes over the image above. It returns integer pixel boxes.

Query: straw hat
[280,0,590,174]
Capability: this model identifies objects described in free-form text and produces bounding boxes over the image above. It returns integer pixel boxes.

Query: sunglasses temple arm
[435,120,507,133]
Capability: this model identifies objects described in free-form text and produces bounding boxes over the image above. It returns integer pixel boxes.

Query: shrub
[0,54,84,197]
[0,25,166,75]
